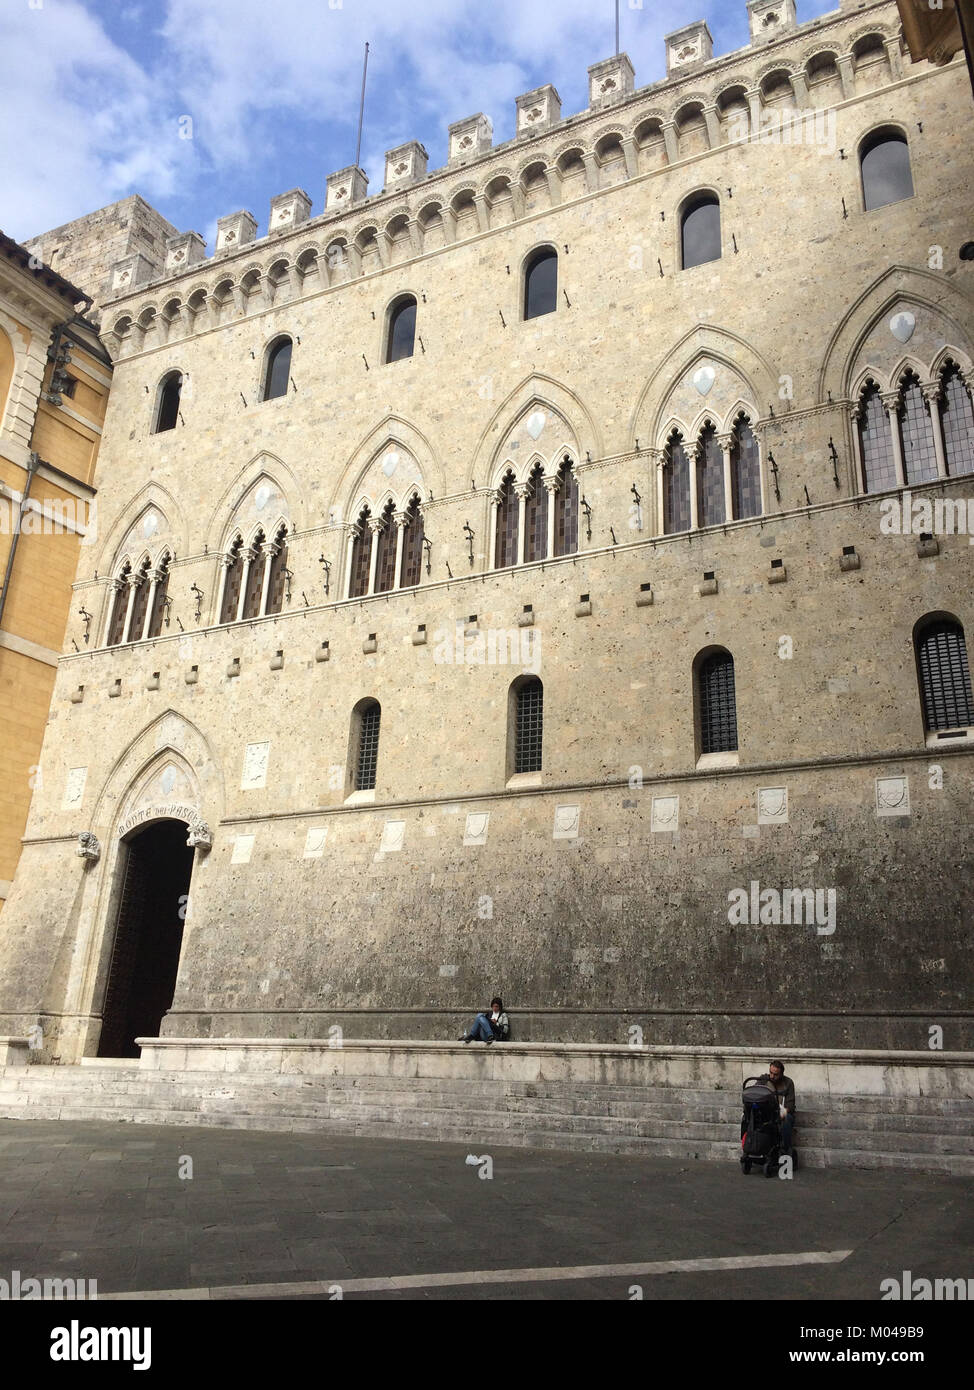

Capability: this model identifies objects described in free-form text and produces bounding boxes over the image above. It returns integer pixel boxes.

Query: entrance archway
[97,819,195,1058]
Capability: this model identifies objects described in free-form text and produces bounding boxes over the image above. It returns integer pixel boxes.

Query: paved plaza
[0,1118,970,1301]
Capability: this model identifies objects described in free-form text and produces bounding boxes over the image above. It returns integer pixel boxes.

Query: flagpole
[355,41,370,169]
[615,0,619,55]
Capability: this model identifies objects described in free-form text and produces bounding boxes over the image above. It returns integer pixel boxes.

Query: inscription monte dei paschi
[117,803,200,838]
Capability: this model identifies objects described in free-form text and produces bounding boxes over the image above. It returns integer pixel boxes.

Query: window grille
[515,679,544,773]
[663,434,691,533]
[917,621,974,731]
[554,459,579,556]
[495,474,519,568]
[899,375,938,485]
[941,366,974,477]
[858,384,897,492]
[699,652,738,754]
[696,424,725,527]
[399,497,424,588]
[220,540,243,623]
[356,704,381,790]
[731,417,761,519]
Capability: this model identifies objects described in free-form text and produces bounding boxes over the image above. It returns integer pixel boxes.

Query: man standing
[759,1058,796,1153]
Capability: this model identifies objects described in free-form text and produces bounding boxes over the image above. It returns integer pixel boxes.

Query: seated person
[758,1058,796,1153]
[458,996,510,1046]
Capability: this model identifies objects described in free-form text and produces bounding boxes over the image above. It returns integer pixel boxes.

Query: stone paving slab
[0,1117,971,1302]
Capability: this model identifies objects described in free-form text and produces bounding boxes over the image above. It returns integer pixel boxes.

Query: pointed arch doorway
[97,819,195,1058]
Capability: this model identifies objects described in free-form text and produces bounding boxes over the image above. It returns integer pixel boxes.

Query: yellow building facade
[0,232,108,908]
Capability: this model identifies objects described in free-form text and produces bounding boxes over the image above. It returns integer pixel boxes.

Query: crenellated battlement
[101,0,912,336]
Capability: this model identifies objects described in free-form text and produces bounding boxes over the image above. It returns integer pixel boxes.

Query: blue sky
[1,0,838,248]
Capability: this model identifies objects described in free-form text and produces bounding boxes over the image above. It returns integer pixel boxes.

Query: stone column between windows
[544,165,562,207]
[140,569,161,641]
[343,527,357,600]
[836,54,855,101]
[515,483,531,565]
[746,89,763,135]
[661,121,679,165]
[393,513,408,589]
[849,406,866,493]
[215,553,232,624]
[620,137,639,180]
[121,572,141,644]
[756,431,769,516]
[488,490,501,569]
[655,455,665,535]
[884,36,903,80]
[367,517,383,595]
[236,547,258,622]
[922,382,949,479]
[789,71,810,105]
[543,477,559,559]
[103,579,124,645]
[473,195,490,235]
[688,445,700,531]
[258,539,277,617]
[717,433,735,522]
[702,105,720,150]
[882,392,907,488]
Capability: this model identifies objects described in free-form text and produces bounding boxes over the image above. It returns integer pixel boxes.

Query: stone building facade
[1,0,973,1062]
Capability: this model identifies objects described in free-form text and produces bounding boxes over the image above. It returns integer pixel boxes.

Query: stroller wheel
[763,1159,775,1178]
[742,1159,751,1174]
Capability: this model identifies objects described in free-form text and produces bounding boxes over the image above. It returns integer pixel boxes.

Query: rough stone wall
[24,197,178,322]
[0,0,972,1058]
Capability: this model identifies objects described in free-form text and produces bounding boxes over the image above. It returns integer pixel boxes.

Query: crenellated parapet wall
[100,0,916,353]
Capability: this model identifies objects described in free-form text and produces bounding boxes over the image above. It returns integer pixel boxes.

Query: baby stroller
[739,1076,785,1177]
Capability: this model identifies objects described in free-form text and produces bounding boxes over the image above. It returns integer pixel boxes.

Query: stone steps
[3,1056,973,1175]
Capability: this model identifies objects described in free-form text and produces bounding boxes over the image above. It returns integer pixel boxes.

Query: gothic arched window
[494,472,519,568]
[386,296,417,362]
[374,501,398,594]
[696,423,725,527]
[553,457,579,557]
[220,537,243,624]
[940,364,974,477]
[265,526,289,615]
[154,371,181,433]
[730,415,762,519]
[857,382,897,492]
[697,650,738,755]
[681,193,721,270]
[354,699,381,791]
[349,508,373,599]
[524,248,558,320]
[915,617,974,733]
[897,372,938,485]
[523,463,547,563]
[106,563,131,647]
[147,553,171,638]
[512,676,544,774]
[663,431,691,534]
[399,495,425,588]
[263,336,292,401]
[860,129,914,211]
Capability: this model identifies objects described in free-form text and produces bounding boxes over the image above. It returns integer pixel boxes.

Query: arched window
[146,553,171,638]
[940,364,974,477]
[127,558,152,643]
[374,501,398,594]
[897,372,938,485]
[154,371,181,433]
[730,415,762,519]
[241,530,265,620]
[263,336,292,400]
[220,537,244,624]
[860,129,914,211]
[511,676,544,774]
[386,296,417,362]
[697,650,738,755]
[494,472,519,568]
[663,431,691,534]
[523,463,547,563]
[696,423,725,527]
[265,526,289,615]
[553,457,579,557]
[399,495,425,588]
[106,563,131,647]
[915,618,974,733]
[681,194,721,270]
[857,383,897,492]
[349,508,373,599]
[524,248,558,320]
[354,700,381,791]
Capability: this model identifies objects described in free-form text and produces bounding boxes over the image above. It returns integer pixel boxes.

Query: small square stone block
[270,650,284,670]
[108,680,121,698]
[70,685,85,703]
[768,563,787,584]
[362,635,377,654]
[916,535,940,558]
[412,628,427,645]
[698,577,718,597]
[839,549,861,572]
[316,642,330,662]
[636,588,654,607]
[575,599,593,617]
[146,672,160,690]
[227,657,241,677]
[518,610,534,628]
[185,665,199,684]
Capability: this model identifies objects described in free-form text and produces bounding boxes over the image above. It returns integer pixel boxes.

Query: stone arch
[0,307,32,437]
[329,415,441,522]
[629,325,776,450]
[204,451,305,555]
[471,373,601,489]
[93,483,188,579]
[90,709,224,840]
[818,266,974,403]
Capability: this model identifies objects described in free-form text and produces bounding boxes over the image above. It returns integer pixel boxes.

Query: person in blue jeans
[458,997,510,1045]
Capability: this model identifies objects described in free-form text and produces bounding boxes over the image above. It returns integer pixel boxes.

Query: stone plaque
[463,812,490,846]
[231,834,255,864]
[553,805,580,840]
[651,796,679,832]
[380,820,405,853]
[62,767,87,811]
[757,787,789,825]
[876,776,910,817]
[241,742,270,791]
[303,827,328,859]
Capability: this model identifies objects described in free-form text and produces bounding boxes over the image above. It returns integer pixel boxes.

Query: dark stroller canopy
[742,1081,779,1117]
